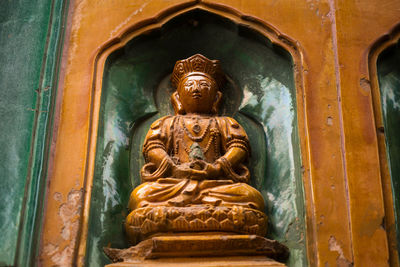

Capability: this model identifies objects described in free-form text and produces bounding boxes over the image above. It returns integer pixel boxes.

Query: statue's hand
[171,160,222,180]
[170,162,206,180]
[188,169,208,181]
[190,160,222,179]
[171,163,193,178]
[204,161,223,179]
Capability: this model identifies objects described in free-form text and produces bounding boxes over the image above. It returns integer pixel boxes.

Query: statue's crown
[171,54,224,88]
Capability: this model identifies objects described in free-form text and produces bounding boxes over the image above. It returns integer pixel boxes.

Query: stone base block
[106,256,286,267]
[104,234,288,265]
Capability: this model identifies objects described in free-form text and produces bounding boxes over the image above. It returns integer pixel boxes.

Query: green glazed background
[0,0,68,265]
[377,41,400,257]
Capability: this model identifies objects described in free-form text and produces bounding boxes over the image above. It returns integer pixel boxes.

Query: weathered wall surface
[1,0,400,266]
[334,0,400,265]
[38,0,400,266]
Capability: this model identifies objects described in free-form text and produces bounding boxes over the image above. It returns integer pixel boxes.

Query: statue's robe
[129,115,265,212]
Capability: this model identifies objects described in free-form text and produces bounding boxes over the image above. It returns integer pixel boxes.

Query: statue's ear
[212,91,223,114]
[171,91,185,115]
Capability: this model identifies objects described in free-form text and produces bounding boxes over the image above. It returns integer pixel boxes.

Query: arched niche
[376,38,400,256]
[86,8,307,266]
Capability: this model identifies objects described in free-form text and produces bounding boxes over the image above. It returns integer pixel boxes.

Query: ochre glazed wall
[38,0,400,266]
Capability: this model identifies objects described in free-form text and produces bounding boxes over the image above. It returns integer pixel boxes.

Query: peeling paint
[68,0,85,66]
[43,243,58,255]
[51,246,74,267]
[59,189,82,240]
[110,2,149,37]
[43,243,73,267]
[44,189,83,266]
[53,192,62,202]
[327,116,333,126]
[359,77,371,93]
[329,236,353,267]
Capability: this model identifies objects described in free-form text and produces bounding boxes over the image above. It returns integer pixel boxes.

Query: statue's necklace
[181,117,212,142]
[192,117,201,134]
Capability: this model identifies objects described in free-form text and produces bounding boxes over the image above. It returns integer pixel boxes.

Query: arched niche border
[368,23,400,266]
[76,1,314,266]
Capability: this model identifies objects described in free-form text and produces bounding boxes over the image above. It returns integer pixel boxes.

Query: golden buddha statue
[124,54,269,244]
[104,55,289,264]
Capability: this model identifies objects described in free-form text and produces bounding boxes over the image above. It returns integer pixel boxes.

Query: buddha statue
[124,54,269,244]
[104,54,289,264]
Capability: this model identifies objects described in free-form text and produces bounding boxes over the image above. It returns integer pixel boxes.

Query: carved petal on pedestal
[244,210,257,225]
[220,218,234,231]
[141,219,158,234]
[173,216,190,230]
[205,217,220,229]
[189,218,206,230]
[248,225,260,235]
[196,209,212,221]
[212,209,228,221]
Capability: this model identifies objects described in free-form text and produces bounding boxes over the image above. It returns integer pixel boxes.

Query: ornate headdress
[171,54,224,89]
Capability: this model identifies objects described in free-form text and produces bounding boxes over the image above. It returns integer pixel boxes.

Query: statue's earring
[171,92,185,115]
[211,91,223,114]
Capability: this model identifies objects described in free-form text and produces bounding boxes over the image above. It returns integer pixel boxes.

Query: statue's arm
[218,117,250,162]
[222,146,247,166]
[208,117,250,182]
[142,117,169,159]
[140,117,175,181]
[146,148,170,167]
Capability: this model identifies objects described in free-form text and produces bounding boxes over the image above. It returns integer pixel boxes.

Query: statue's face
[177,74,218,114]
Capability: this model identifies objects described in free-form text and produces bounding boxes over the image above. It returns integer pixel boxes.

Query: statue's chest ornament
[181,117,212,142]
[192,117,201,134]
[175,117,220,160]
